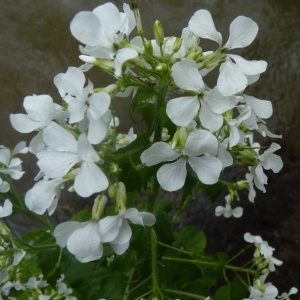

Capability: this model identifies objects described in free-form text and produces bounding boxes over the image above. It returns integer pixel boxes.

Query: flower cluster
[1,2,296,300]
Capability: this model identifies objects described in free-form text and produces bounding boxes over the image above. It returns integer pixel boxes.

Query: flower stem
[162,256,258,275]
[150,228,164,299]
[163,288,208,300]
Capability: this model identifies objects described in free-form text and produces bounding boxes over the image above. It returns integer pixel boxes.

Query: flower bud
[155,63,167,72]
[92,195,107,221]
[115,182,127,211]
[108,184,117,198]
[172,37,182,53]
[110,163,121,174]
[79,55,96,64]
[144,40,153,55]
[132,1,143,34]
[153,20,164,47]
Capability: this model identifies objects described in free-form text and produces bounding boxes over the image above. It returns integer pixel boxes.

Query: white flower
[115,128,137,150]
[54,220,103,263]
[188,10,267,96]
[167,59,237,131]
[0,199,13,218]
[37,122,108,197]
[244,233,283,272]
[25,275,48,289]
[99,208,156,255]
[70,2,138,76]
[1,281,25,296]
[54,67,111,144]
[141,129,222,191]
[25,178,65,215]
[10,95,57,133]
[245,283,278,300]
[250,143,283,192]
[215,195,243,218]
[278,287,298,299]
[0,147,24,180]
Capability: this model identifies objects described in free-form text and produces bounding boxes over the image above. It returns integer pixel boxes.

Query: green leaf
[200,181,223,202]
[213,277,248,300]
[177,226,206,254]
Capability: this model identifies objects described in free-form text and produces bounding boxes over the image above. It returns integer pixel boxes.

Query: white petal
[77,134,99,162]
[29,132,45,154]
[199,100,223,131]
[203,87,237,113]
[110,242,129,255]
[23,95,56,123]
[87,117,108,144]
[99,215,122,242]
[188,9,222,45]
[157,159,187,191]
[229,54,267,75]
[262,154,283,173]
[122,208,143,224]
[244,95,273,119]
[67,222,103,263]
[0,199,13,218]
[141,142,180,166]
[188,156,222,184]
[231,207,243,218]
[25,179,62,215]
[114,48,138,77]
[74,162,108,197]
[70,11,104,46]
[10,114,41,133]
[166,96,199,126]
[185,129,218,157]
[88,92,111,120]
[218,145,233,168]
[110,218,132,245]
[67,98,86,123]
[37,152,79,178]
[62,67,85,99]
[172,59,205,92]
[218,60,248,96]
[93,3,121,42]
[224,16,258,49]
[43,122,77,152]
[54,221,84,247]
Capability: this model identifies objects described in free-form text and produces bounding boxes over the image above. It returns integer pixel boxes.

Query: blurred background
[1,0,299,295]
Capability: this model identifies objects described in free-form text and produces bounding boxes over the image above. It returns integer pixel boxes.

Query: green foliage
[177,226,206,254]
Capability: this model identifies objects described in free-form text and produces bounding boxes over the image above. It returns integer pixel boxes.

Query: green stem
[123,268,135,300]
[150,228,164,299]
[5,175,24,209]
[162,256,258,275]
[163,288,208,300]
[157,241,193,256]
[22,243,58,251]
[126,276,151,297]
[172,182,201,223]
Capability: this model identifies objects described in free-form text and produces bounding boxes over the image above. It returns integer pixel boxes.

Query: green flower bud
[144,40,153,55]
[153,20,164,47]
[92,195,107,221]
[172,37,182,53]
[110,163,121,174]
[115,182,127,211]
[155,63,167,72]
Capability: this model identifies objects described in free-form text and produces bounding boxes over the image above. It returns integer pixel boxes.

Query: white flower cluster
[244,233,298,300]
[1,274,76,300]
[7,0,284,267]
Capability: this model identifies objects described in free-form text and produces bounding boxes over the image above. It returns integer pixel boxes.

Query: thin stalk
[157,241,193,256]
[150,228,164,299]
[162,256,258,275]
[126,276,151,297]
[5,175,24,209]
[172,182,201,223]
[163,288,208,300]
[123,268,135,300]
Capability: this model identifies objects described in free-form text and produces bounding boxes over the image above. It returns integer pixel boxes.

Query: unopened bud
[110,163,121,174]
[115,182,127,210]
[155,63,167,72]
[153,20,164,47]
[172,37,182,53]
[79,55,96,64]
[144,40,153,55]
[92,195,107,221]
